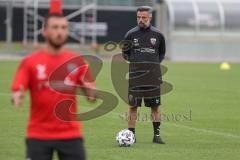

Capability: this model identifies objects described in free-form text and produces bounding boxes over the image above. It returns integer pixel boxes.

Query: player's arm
[77,60,97,103]
[159,34,166,63]
[11,58,30,108]
[122,33,131,61]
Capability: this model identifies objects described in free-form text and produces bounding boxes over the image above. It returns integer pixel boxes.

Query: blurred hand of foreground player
[11,88,25,108]
[86,88,97,103]
[83,82,97,103]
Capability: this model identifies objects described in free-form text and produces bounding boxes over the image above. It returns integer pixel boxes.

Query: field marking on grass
[2,91,239,140]
[80,107,240,140]
[168,123,240,139]
[98,110,240,140]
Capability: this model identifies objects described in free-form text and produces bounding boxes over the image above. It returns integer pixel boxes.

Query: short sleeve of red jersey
[11,58,30,92]
[77,59,95,89]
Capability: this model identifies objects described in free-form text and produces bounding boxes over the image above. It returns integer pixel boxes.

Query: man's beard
[47,38,67,50]
[138,21,150,29]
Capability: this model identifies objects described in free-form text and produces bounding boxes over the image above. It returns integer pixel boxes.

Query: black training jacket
[122,25,166,64]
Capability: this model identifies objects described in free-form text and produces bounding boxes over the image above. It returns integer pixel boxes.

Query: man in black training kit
[122,6,166,144]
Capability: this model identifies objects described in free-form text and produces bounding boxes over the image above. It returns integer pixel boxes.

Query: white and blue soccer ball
[116,129,135,147]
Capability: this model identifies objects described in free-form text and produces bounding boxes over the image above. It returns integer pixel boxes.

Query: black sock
[153,122,160,135]
[128,128,135,134]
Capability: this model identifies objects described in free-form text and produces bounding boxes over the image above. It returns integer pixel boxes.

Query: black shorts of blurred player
[26,138,86,160]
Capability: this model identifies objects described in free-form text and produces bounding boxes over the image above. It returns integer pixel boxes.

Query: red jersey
[11,49,93,140]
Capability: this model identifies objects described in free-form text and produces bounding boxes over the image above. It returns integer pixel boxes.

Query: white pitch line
[168,123,240,139]
[80,109,240,140]
[2,91,239,140]
[107,110,240,140]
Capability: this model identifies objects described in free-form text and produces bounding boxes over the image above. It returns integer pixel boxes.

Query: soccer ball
[116,129,135,147]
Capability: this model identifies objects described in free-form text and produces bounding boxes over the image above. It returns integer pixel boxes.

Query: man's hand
[85,88,97,103]
[11,89,25,108]
[81,82,97,103]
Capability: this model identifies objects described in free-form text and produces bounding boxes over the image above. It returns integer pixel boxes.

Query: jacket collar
[138,25,151,32]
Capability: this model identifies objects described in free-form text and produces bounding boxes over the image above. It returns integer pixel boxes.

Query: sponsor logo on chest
[36,64,47,80]
[150,38,157,46]
[133,38,139,47]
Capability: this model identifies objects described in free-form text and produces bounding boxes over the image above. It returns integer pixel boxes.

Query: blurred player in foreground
[122,6,166,144]
[11,0,96,159]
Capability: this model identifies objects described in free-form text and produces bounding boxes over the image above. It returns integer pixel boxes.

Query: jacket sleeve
[122,32,131,61]
[159,34,166,63]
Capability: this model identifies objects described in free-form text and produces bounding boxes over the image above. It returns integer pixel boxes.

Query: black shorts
[26,138,86,160]
[128,86,161,107]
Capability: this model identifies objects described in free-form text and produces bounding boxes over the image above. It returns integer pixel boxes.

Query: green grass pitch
[0,60,240,160]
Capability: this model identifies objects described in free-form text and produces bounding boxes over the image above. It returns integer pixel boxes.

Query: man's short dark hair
[43,13,65,28]
[137,6,153,17]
